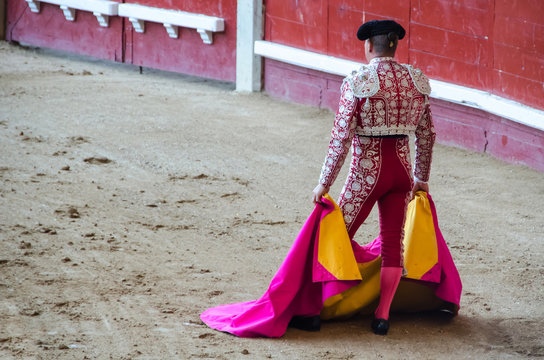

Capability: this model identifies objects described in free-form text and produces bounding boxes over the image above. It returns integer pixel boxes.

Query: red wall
[123,0,236,80]
[265,0,544,111]
[5,0,236,81]
[7,0,542,106]
[431,98,544,172]
[263,57,544,172]
[263,0,544,172]
[6,0,124,61]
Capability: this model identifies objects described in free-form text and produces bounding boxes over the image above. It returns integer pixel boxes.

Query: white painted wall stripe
[254,40,544,132]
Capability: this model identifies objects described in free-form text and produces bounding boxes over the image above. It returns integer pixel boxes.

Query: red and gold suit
[319,57,435,268]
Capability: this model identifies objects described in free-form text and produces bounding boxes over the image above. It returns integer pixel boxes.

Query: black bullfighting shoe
[371,317,390,335]
[288,315,321,332]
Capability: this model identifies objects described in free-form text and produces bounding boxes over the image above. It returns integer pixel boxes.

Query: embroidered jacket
[319,57,435,187]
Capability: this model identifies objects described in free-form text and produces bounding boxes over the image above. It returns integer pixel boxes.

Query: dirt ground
[0,41,543,360]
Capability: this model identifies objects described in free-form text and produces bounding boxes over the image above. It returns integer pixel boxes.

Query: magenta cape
[200,193,462,338]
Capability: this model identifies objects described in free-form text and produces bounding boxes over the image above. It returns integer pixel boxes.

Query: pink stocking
[374,267,403,320]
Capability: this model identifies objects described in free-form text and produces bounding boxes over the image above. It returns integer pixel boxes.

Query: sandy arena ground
[0,42,543,359]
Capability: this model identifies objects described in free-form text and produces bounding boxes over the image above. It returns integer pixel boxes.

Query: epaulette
[403,64,431,95]
[344,65,379,98]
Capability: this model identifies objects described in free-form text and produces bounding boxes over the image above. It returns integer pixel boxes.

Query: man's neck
[367,54,395,62]
[367,55,395,64]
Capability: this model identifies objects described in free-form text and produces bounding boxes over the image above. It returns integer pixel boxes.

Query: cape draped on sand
[200,192,462,338]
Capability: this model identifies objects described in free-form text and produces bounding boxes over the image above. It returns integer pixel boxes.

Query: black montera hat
[357,20,406,41]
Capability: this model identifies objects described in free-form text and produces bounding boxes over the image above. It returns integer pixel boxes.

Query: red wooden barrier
[123,0,236,81]
[265,0,544,111]
[6,1,124,61]
[6,0,236,81]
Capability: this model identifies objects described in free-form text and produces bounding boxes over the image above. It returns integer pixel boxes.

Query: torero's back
[346,57,432,138]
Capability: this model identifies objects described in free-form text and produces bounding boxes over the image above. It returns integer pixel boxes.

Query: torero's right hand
[411,181,429,199]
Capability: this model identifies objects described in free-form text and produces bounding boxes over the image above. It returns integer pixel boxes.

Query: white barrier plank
[31,0,118,15]
[26,0,118,26]
[117,3,224,43]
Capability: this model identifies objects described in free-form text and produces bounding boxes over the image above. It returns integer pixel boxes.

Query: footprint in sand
[84,157,112,165]
[68,136,89,146]
[55,206,81,219]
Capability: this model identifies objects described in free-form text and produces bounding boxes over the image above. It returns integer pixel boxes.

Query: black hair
[369,32,398,55]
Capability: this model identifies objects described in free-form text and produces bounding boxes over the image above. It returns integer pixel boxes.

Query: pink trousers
[338,136,413,268]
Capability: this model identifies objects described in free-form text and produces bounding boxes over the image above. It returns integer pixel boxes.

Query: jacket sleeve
[413,98,435,182]
[319,80,358,187]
